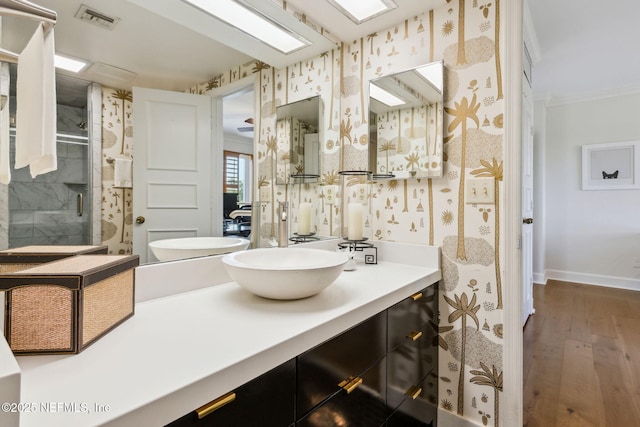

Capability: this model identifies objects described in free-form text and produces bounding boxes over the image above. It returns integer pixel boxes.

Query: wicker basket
[0,245,109,274]
[0,254,138,355]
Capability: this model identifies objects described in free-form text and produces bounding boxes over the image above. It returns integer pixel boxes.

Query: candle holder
[338,237,377,265]
[289,232,319,244]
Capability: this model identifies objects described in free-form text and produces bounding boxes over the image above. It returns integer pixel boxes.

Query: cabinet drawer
[387,285,437,352]
[297,311,386,417]
[165,359,295,427]
[297,356,387,427]
[386,370,438,427]
[387,324,437,412]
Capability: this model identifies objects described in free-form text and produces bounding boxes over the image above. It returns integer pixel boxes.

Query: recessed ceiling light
[54,54,88,73]
[370,83,405,107]
[182,0,309,54]
[327,0,397,24]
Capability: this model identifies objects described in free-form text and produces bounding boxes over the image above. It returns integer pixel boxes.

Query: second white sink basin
[149,237,250,261]
[221,247,349,300]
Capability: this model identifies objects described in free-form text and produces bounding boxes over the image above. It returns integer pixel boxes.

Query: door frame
[521,81,534,326]
[503,0,524,425]
[208,75,259,223]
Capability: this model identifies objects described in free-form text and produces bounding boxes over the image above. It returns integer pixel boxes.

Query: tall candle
[348,203,363,241]
[298,203,312,235]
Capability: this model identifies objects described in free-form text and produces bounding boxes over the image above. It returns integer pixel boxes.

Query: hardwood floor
[523,280,640,426]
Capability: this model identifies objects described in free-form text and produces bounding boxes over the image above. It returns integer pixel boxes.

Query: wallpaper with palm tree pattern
[99,0,505,425]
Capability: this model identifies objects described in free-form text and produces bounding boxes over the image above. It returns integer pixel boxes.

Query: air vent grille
[75,4,120,30]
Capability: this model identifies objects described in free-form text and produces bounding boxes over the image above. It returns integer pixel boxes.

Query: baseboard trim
[437,409,483,427]
[533,272,546,285]
[545,269,640,291]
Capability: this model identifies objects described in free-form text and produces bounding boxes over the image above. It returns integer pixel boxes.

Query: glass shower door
[8,85,91,247]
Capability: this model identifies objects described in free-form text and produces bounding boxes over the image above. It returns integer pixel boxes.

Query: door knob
[136,216,146,224]
[523,218,533,224]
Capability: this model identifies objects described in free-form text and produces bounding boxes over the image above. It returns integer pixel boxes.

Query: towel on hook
[0,63,10,184]
[15,22,57,178]
[114,158,133,188]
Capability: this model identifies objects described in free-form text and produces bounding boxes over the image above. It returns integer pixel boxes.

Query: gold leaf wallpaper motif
[101,88,133,255]
[182,1,503,424]
[374,103,444,177]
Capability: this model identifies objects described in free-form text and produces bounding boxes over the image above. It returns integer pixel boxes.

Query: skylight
[182,0,308,54]
[369,83,405,107]
[327,0,397,24]
[54,54,88,73]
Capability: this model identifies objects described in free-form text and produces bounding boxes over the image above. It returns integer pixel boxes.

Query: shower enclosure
[6,71,97,247]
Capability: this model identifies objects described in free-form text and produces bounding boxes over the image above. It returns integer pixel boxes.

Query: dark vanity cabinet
[297,356,387,427]
[386,285,438,426]
[297,311,387,426]
[166,283,438,427]
[165,359,296,427]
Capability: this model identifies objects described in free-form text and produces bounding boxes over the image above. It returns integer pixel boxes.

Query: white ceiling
[1,0,254,92]
[0,0,443,138]
[526,0,640,100]
[4,0,631,129]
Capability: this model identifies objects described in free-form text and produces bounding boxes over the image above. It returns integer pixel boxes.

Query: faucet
[278,201,288,247]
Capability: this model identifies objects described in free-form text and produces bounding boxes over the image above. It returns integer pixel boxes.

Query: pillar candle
[348,203,363,241]
[298,203,312,235]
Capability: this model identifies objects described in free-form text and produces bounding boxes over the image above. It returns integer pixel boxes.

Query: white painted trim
[438,408,483,427]
[523,0,541,64]
[545,269,640,291]
[539,84,640,107]
[503,0,524,425]
[89,82,103,245]
[533,272,546,285]
[208,75,259,238]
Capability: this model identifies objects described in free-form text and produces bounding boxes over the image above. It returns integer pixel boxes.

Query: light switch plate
[466,178,495,204]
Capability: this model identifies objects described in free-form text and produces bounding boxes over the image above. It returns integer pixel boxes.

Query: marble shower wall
[8,103,90,247]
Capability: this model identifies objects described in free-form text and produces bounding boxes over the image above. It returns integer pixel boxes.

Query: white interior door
[132,87,216,263]
[522,83,534,326]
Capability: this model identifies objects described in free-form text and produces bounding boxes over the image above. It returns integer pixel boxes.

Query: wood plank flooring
[523,280,640,426]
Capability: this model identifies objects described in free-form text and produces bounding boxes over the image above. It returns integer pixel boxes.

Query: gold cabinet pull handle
[407,331,423,341]
[196,392,236,419]
[410,292,423,301]
[405,385,422,399]
[338,377,363,394]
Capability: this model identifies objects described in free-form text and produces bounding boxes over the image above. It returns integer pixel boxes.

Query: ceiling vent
[75,4,120,30]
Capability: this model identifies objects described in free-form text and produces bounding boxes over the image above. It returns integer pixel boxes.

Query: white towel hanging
[15,21,57,178]
[113,158,133,188]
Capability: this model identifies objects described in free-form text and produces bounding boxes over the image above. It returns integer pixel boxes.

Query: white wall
[223,133,252,155]
[533,100,546,283]
[539,92,640,289]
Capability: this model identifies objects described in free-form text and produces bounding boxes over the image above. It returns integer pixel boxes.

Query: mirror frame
[275,95,322,184]
[368,60,444,179]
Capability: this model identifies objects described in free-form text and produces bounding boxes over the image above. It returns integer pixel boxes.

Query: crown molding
[537,84,640,107]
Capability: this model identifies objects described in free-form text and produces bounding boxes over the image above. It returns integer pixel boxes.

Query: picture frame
[581,141,640,190]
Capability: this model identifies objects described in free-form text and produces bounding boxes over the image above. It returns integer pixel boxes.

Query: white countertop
[4,242,440,427]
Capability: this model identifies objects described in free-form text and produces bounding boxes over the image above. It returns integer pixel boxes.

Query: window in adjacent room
[223,150,253,203]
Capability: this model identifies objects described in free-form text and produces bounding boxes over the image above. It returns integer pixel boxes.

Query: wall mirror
[275,95,322,184]
[2,64,99,249]
[368,60,443,179]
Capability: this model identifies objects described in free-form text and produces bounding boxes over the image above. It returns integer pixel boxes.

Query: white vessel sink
[221,247,349,300]
[149,237,250,261]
